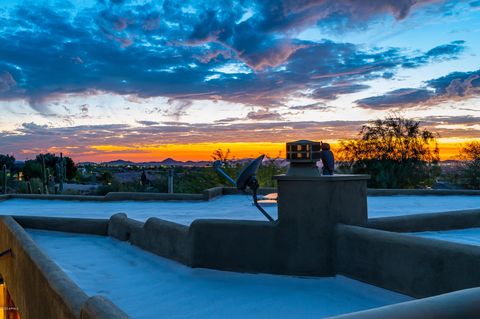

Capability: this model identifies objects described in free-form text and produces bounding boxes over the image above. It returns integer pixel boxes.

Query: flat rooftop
[1,195,480,224]
[412,228,480,246]
[27,229,412,319]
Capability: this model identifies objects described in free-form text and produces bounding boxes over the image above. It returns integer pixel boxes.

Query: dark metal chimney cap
[286,140,321,163]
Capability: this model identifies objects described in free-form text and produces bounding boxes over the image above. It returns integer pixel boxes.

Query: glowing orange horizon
[58,138,478,163]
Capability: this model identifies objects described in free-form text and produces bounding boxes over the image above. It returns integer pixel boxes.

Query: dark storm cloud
[136,120,160,126]
[427,69,480,96]
[311,84,370,100]
[402,41,466,68]
[289,102,330,111]
[356,69,480,109]
[246,109,283,121]
[356,88,434,109]
[0,0,465,112]
[421,115,480,125]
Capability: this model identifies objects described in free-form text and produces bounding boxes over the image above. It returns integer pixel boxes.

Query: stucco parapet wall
[367,188,480,196]
[335,224,480,298]
[189,219,280,274]
[13,216,109,235]
[326,287,480,319]
[203,186,224,200]
[367,209,480,232]
[0,216,130,319]
[106,214,284,274]
[221,187,277,195]
[108,213,191,265]
[274,174,370,181]
[80,296,129,319]
[9,193,106,201]
[5,192,206,201]
[103,192,204,201]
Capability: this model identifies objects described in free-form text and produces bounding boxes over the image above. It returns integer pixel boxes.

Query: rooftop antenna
[213,155,275,222]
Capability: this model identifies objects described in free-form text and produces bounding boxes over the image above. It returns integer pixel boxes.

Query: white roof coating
[368,195,480,218]
[1,195,480,224]
[411,228,480,246]
[27,229,412,319]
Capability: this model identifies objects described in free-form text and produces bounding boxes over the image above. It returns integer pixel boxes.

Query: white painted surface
[368,195,480,218]
[411,228,480,246]
[27,229,413,319]
[1,195,480,224]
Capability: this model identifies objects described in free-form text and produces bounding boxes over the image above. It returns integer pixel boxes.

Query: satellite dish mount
[213,155,275,222]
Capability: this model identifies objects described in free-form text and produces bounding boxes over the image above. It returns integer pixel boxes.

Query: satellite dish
[213,155,275,222]
[236,155,264,190]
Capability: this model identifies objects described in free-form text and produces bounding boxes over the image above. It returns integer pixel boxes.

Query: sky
[0,0,479,162]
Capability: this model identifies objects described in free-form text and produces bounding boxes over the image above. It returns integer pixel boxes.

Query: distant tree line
[447,141,480,189]
[0,153,77,194]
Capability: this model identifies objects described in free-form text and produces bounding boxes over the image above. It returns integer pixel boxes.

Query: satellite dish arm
[213,160,236,186]
[213,155,275,222]
[248,176,275,222]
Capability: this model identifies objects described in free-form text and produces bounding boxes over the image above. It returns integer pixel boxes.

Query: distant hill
[101,159,136,166]
[81,158,212,167]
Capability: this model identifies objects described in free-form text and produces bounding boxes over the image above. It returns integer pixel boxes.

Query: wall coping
[274,174,370,181]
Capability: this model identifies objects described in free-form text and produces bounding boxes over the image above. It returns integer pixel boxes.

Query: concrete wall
[130,217,191,264]
[14,216,109,235]
[222,187,277,195]
[335,224,480,298]
[367,189,480,196]
[326,287,480,319]
[107,214,282,273]
[223,187,480,196]
[3,188,480,203]
[80,296,129,319]
[189,219,283,273]
[108,214,191,265]
[368,209,480,232]
[103,192,204,201]
[202,187,224,200]
[5,191,205,202]
[0,216,129,319]
[9,194,105,201]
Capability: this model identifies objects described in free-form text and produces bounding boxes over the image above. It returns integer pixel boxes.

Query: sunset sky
[0,0,479,162]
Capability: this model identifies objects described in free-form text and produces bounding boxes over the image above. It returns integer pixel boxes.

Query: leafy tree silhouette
[338,115,440,188]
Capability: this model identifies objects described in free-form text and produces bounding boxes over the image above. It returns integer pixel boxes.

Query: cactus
[2,164,6,194]
[168,168,174,194]
[41,155,49,194]
[59,152,64,192]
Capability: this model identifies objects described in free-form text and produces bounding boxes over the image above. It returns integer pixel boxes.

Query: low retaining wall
[106,214,286,274]
[367,189,480,196]
[2,188,479,204]
[189,219,281,273]
[222,187,277,195]
[327,287,480,319]
[0,216,129,319]
[108,214,191,265]
[368,209,480,232]
[130,217,190,264]
[13,216,109,235]
[335,224,480,298]
[202,187,224,200]
[103,192,204,201]
[9,194,105,201]
[4,191,205,202]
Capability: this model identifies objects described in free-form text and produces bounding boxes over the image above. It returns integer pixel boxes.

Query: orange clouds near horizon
[65,138,475,163]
